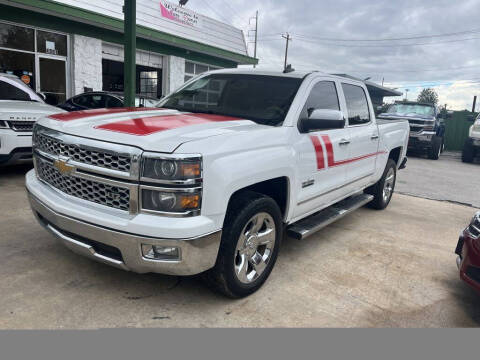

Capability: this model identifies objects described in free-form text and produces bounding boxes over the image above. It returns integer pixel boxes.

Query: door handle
[339,139,350,146]
[370,134,379,140]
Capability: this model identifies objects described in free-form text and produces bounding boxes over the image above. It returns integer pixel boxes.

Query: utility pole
[123,0,136,107]
[405,89,409,101]
[249,11,259,68]
[282,33,292,71]
[473,95,477,113]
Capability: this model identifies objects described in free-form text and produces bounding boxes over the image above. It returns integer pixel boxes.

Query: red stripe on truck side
[309,135,325,170]
[48,107,160,121]
[95,113,243,136]
[319,134,386,168]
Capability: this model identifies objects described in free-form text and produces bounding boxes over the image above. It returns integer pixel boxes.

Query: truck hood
[37,107,265,153]
[378,112,435,121]
[0,100,64,121]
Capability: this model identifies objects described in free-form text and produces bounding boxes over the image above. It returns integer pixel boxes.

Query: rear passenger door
[341,83,379,187]
[294,80,350,219]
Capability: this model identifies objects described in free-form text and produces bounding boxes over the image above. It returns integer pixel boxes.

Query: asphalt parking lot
[1,157,479,328]
[396,152,480,208]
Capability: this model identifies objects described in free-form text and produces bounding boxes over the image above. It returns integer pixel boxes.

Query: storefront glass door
[38,56,67,105]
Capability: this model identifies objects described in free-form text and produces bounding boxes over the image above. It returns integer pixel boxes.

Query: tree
[417,88,439,105]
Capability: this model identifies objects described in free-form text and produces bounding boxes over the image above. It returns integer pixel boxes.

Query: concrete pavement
[1,164,479,328]
[396,152,480,208]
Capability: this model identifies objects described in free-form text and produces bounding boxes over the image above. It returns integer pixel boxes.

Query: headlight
[140,153,203,216]
[0,120,9,129]
[142,153,202,183]
[141,188,201,216]
[467,212,480,239]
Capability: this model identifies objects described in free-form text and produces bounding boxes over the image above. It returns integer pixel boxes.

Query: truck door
[293,80,350,219]
[340,83,379,188]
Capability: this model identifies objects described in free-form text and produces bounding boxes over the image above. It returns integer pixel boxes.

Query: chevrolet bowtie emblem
[53,158,75,175]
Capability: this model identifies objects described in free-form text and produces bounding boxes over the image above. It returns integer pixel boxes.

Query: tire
[203,191,283,298]
[462,140,475,163]
[428,136,442,160]
[365,159,397,210]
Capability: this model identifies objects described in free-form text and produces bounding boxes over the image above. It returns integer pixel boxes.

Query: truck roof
[205,68,367,85]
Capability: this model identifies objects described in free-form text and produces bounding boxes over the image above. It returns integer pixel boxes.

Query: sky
[185,0,480,111]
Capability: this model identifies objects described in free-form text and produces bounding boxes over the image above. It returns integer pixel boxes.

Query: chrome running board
[287,193,374,240]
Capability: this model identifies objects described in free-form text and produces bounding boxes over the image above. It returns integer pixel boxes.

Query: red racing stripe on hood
[48,107,160,121]
[94,113,243,136]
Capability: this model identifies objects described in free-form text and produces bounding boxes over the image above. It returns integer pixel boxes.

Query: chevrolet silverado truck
[378,101,445,160]
[0,73,64,166]
[26,69,409,297]
[462,113,480,163]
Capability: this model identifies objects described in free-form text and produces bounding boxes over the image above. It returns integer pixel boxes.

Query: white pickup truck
[0,74,64,166]
[26,69,409,297]
[462,113,480,163]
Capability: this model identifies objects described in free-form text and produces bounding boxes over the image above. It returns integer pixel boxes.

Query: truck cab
[378,101,445,160]
[0,73,64,166]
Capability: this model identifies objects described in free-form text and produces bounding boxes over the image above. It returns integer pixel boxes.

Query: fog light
[141,244,180,261]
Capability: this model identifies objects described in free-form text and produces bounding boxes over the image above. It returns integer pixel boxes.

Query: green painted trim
[5,0,258,65]
[123,0,136,107]
[0,4,238,68]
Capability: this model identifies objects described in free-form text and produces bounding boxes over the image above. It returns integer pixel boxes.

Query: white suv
[0,74,64,166]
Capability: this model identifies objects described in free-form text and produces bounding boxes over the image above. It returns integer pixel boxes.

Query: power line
[219,0,250,28]
[291,27,480,42]
[198,0,235,26]
[294,35,480,47]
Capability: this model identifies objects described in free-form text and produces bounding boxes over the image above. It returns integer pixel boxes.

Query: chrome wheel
[382,167,395,203]
[234,212,276,284]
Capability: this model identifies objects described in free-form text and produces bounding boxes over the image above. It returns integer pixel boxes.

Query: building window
[184,61,219,82]
[139,70,158,98]
[0,21,69,105]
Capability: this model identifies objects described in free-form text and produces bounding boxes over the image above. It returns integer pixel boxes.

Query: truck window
[342,83,370,125]
[387,103,434,116]
[303,81,339,117]
[0,79,31,101]
[159,74,303,126]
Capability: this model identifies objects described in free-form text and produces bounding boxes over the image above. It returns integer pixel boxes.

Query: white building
[0,0,256,105]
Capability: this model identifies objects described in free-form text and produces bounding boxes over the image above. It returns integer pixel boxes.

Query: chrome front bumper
[28,192,222,276]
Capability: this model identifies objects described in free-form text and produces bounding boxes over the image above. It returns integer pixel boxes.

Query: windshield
[0,77,42,102]
[157,74,303,126]
[386,103,434,116]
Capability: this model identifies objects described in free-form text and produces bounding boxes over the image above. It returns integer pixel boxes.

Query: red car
[456,211,480,292]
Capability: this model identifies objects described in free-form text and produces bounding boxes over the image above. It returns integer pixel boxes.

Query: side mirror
[299,109,345,133]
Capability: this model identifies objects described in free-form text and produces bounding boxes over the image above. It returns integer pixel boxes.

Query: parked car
[0,73,65,166]
[26,69,409,297]
[378,101,445,160]
[455,212,480,293]
[462,113,480,163]
[57,91,158,112]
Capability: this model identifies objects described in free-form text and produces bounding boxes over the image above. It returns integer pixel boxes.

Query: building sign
[160,1,203,28]
[45,40,58,55]
[20,75,31,85]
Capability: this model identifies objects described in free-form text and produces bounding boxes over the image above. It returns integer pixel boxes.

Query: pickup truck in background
[378,101,445,160]
[26,69,409,297]
[0,73,64,166]
[462,113,480,163]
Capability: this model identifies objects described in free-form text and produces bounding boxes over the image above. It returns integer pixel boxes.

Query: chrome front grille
[8,121,35,132]
[35,132,132,173]
[33,126,141,214]
[37,158,130,211]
